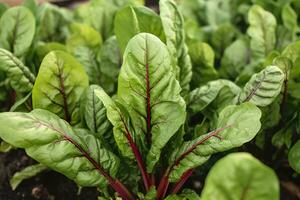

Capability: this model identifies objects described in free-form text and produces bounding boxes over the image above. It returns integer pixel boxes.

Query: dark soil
[0,150,98,200]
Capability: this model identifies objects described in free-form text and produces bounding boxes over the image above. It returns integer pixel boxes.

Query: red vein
[156,125,231,200]
[145,36,152,146]
[119,114,152,191]
[34,119,134,200]
[170,169,194,194]
[56,61,71,123]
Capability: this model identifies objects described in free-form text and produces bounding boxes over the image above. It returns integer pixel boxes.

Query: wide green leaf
[187,80,240,115]
[220,38,250,80]
[188,42,218,87]
[169,103,261,182]
[237,66,284,107]
[114,6,165,54]
[0,48,35,93]
[288,140,300,173]
[32,50,89,125]
[159,0,192,96]
[247,5,276,60]
[10,163,47,190]
[201,153,279,200]
[0,110,120,188]
[0,6,35,58]
[117,33,186,172]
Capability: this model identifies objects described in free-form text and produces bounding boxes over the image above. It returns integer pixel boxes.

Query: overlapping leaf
[32,50,89,125]
[0,110,120,188]
[117,33,186,172]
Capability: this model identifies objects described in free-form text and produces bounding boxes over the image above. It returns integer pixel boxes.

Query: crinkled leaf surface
[187,80,240,115]
[117,33,186,172]
[247,5,276,60]
[0,48,35,93]
[32,50,89,125]
[0,110,120,188]
[114,6,165,53]
[81,85,112,142]
[0,6,35,58]
[201,153,279,200]
[169,103,261,182]
[160,0,192,96]
[238,66,284,107]
[288,140,300,173]
[94,87,135,159]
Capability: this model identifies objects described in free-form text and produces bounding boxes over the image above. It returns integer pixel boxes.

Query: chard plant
[0,0,298,199]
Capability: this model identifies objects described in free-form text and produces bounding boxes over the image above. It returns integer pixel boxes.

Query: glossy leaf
[201,153,279,200]
[81,85,112,141]
[160,0,192,96]
[189,42,218,87]
[32,50,89,125]
[288,140,300,173]
[220,38,250,79]
[247,5,276,60]
[169,103,261,182]
[10,163,47,190]
[238,66,284,107]
[0,48,35,93]
[114,6,165,53]
[187,80,240,115]
[117,33,186,172]
[0,6,35,58]
[0,110,120,188]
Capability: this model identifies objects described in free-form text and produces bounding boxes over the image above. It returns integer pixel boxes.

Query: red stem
[156,125,230,199]
[156,169,170,200]
[170,169,194,194]
[120,115,152,191]
[63,134,135,200]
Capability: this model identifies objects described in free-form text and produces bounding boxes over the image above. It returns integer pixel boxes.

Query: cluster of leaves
[0,0,298,199]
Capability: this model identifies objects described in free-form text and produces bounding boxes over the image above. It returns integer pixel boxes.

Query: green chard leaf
[0,48,35,93]
[0,110,120,188]
[114,6,165,54]
[201,153,279,200]
[220,38,250,80]
[188,42,218,87]
[32,50,89,125]
[160,0,192,96]
[117,33,186,172]
[0,6,35,58]
[168,103,261,182]
[10,163,47,190]
[247,5,277,61]
[67,23,102,84]
[237,66,284,107]
[80,85,113,144]
[288,140,300,173]
[187,80,240,115]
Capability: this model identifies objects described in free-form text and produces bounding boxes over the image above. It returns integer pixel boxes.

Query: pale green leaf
[247,5,277,60]
[0,48,35,93]
[114,6,165,54]
[117,33,186,172]
[238,66,284,107]
[32,50,89,125]
[169,103,261,182]
[0,110,120,188]
[201,153,279,200]
[0,6,35,58]
[10,163,47,190]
